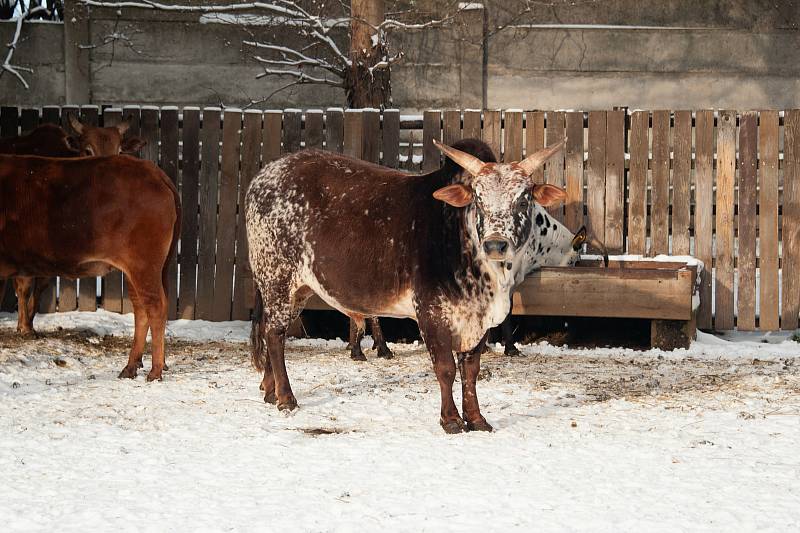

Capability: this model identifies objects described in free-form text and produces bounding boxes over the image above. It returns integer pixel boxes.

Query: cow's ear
[433,184,473,207]
[65,135,81,152]
[121,136,147,154]
[532,183,566,207]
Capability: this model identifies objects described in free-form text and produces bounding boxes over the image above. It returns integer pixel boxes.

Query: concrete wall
[1,1,799,110]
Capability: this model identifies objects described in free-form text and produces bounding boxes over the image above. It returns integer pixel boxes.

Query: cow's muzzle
[482,235,513,261]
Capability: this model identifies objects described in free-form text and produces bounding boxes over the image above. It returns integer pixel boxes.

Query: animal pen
[1,106,798,333]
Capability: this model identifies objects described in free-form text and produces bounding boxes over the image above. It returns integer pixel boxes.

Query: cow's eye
[518,198,529,210]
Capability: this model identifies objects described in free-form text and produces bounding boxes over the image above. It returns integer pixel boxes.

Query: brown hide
[0,124,78,158]
[0,155,180,381]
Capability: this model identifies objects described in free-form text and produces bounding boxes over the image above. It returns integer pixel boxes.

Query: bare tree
[1,1,49,88]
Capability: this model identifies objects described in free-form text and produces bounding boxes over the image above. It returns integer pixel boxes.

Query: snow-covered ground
[1,311,799,531]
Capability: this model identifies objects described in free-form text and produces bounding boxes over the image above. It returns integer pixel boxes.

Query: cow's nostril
[483,240,509,256]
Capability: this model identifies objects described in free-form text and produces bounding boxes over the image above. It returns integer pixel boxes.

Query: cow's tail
[250,288,268,371]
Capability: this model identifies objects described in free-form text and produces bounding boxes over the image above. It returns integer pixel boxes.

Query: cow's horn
[67,113,84,135]
[116,118,131,135]
[518,138,567,175]
[433,139,485,176]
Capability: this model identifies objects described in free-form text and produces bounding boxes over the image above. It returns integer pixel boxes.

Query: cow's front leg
[457,351,493,432]
[368,317,393,359]
[501,314,521,356]
[418,317,464,434]
[347,316,367,361]
[14,277,37,338]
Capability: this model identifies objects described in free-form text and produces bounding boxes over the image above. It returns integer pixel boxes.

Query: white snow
[1,312,799,531]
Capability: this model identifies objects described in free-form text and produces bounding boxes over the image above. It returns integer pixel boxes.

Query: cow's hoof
[376,346,394,359]
[277,397,298,412]
[466,417,494,432]
[146,370,163,382]
[440,418,466,434]
[17,329,37,339]
[118,365,138,379]
[263,391,277,405]
[350,352,367,362]
[504,345,521,357]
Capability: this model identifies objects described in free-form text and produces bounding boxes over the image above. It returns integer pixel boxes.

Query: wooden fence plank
[759,110,780,331]
[282,110,301,153]
[443,110,461,146]
[178,107,200,320]
[38,106,61,314]
[462,110,481,139]
[382,109,400,168]
[304,110,324,149]
[362,109,381,163]
[605,110,625,253]
[564,111,584,231]
[546,111,566,222]
[586,111,606,251]
[232,110,263,321]
[525,111,545,185]
[695,110,714,329]
[20,108,39,134]
[0,106,19,137]
[195,107,221,321]
[651,110,670,256]
[482,110,501,161]
[503,110,523,162]
[77,106,100,312]
[737,111,758,330]
[344,109,363,159]
[627,111,648,255]
[119,106,141,313]
[325,108,343,153]
[782,109,800,329]
[715,110,737,330]
[100,108,124,314]
[213,110,242,321]
[160,107,180,320]
[672,110,692,256]
[263,111,283,160]
[422,110,441,171]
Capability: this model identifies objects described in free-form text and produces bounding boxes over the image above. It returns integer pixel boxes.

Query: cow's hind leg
[123,269,168,382]
[347,316,367,361]
[14,277,37,338]
[118,284,150,379]
[457,351,493,432]
[501,313,520,356]
[369,318,393,359]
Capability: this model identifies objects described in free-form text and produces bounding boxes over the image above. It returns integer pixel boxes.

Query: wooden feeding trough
[512,257,701,350]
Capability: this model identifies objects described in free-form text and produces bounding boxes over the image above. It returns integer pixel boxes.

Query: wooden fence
[1,106,799,332]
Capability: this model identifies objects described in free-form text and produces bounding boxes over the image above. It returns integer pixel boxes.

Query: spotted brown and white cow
[246,137,566,433]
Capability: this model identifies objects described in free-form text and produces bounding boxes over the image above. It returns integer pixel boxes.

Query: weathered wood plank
[178,107,200,320]
[462,110,481,139]
[325,108,344,153]
[758,110,780,331]
[20,108,39,134]
[442,110,461,146]
[694,110,714,329]
[98,108,124,314]
[737,111,758,330]
[344,109,363,159]
[422,110,441,171]
[304,109,324,149]
[160,107,180,320]
[525,111,545,185]
[362,109,381,163]
[282,109,301,153]
[382,109,400,168]
[0,106,18,138]
[213,110,242,321]
[672,111,692,256]
[503,110,523,162]
[195,107,221,321]
[627,111,648,255]
[564,111,584,231]
[604,110,625,253]
[119,106,141,314]
[546,111,566,222]
[232,110,262,321]
[782,110,800,329]
[586,111,606,251]
[714,110,737,330]
[650,110,670,256]
[482,110,501,160]
[263,111,283,160]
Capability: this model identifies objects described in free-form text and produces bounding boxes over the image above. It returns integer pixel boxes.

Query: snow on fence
[1,105,798,332]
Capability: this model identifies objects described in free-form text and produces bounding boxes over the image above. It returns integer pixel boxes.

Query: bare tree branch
[0,3,48,88]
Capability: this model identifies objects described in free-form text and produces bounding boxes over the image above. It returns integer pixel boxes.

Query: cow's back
[0,155,177,278]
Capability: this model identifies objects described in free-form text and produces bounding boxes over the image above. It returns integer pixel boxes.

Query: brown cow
[0,154,180,381]
[246,138,566,433]
[0,115,147,335]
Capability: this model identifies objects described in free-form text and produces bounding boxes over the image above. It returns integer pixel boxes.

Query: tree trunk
[346,0,390,109]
